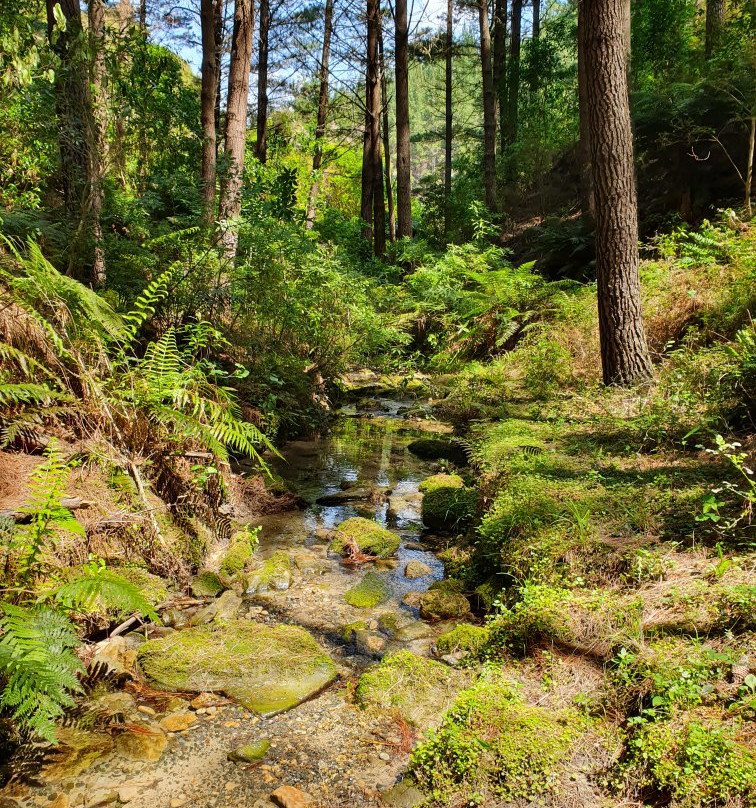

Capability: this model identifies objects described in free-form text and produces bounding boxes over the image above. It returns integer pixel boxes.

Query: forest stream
[16,397,465,808]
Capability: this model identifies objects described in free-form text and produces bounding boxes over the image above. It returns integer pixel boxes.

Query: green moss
[228,739,270,762]
[190,571,225,598]
[435,624,490,657]
[246,550,292,593]
[340,620,368,643]
[626,711,756,808]
[219,530,257,575]
[113,566,170,607]
[419,588,471,620]
[419,474,477,532]
[429,578,465,594]
[137,621,337,715]
[344,571,390,608]
[409,670,599,805]
[356,650,469,729]
[330,517,400,559]
[407,437,468,464]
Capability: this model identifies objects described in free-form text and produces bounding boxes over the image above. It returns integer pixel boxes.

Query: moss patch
[419,588,471,621]
[356,650,470,729]
[419,473,477,531]
[137,621,337,715]
[435,624,490,657]
[407,438,468,464]
[344,571,390,608]
[190,571,225,598]
[330,517,400,558]
[219,530,256,575]
[245,551,292,594]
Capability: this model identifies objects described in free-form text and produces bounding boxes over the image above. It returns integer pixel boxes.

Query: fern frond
[121,263,182,345]
[0,603,83,743]
[0,343,51,380]
[0,383,63,407]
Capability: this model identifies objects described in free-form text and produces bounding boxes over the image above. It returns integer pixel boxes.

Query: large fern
[0,603,83,743]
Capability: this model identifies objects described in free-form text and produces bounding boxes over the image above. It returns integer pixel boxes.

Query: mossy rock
[137,621,337,716]
[190,571,226,598]
[409,669,614,805]
[435,624,490,657]
[344,571,390,608]
[419,474,476,531]
[407,438,467,465]
[246,551,292,594]
[219,531,256,575]
[356,650,470,729]
[429,578,465,594]
[330,517,400,559]
[419,588,471,621]
[228,739,270,762]
[340,620,368,643]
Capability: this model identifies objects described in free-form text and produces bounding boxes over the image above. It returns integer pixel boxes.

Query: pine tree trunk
[201,0,222,224]
[577,0,594,223]
[256,0,270,162]
[361,0,384,254]
[504,0,521,146]
[705,0,725,59]
[493,0,507,156]
[583,0,653,386]
[218,0,254,262]
[379,23,396,242]
[214,0,224,148]
[444,0,453,236]
[394,0,412,238]
[305,0,334,229]
[479,0,497,211]
[532,0,540,38]
[87,0,107,288]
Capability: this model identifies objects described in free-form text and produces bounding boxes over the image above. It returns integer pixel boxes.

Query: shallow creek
[6,399,458,808]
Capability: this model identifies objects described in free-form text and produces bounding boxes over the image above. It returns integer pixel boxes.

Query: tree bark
[583,0,652,386]
[214,0,224,148]
[493,0,507,156]
[139,0,146,28]
[379,22,396,241]
[704,0,725,59]
[745,116,754,218]
[532,0,540,38]
[577,0,594,222]
[478,0,497,211]
[394,0,412,238]
[305,0,334,228]
[504,0,521,146]
[444,0,453,235]
[218,0,254,262]
[256,0,270,162]
[201,0,222,224]
[87,0,107,288]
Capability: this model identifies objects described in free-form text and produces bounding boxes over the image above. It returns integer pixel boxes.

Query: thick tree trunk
[583,0,653,386]
[87,0,107,288]
[379,24,396,242]
[305,0,334,229]
[139,0,146,28]
[218,0,254,262]
[256,0,270,162]
[577,0,594,222]
[478,0,497,211]
[705,0,725,59]
[394,0,412,238]
[504,0,521,146]
[444,0,453,235]
[493,0,507,156]
[201,0,222,224]
[214,0,224,148]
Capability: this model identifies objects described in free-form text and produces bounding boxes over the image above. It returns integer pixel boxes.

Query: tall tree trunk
[444,0,453,236]
[139,0,146,28]
[256,0,270,162]
[493,0,507,155]
[379,23,396,242]
[394,0,412,238]
[87,0,107,288]
[577,0,594,223]
[532,0,540,38]
[704,0,725,59]
[745,116,754,218]
[504,0,521,146]
[214,0,224,148]
[218,0,254,262]
[305,0,334,229]
[201,0,222,224]
[583,0,652,386]
[478,0,497,211]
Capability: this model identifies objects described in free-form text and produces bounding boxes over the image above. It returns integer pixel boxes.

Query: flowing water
[7,399,455,808]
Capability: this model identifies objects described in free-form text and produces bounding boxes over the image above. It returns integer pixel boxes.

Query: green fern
[0,383,63,407]
[0,603,84,743]
[121,263,182,345]
[46,562,158,620]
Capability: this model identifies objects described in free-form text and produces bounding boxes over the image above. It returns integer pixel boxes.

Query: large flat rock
[137,621,337,716]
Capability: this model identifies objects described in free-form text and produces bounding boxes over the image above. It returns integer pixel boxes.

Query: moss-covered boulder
[418,588,471,621]
[113,566,170,607]
[219,530,256,575]
[137,621,337,715]
[435,623,490,658]
[190,571,226,598]
[329,517,400,559]
[245,551,292,594]
[344,570,390,608]
[407,438,467,465]
[356,650,470,729]
[419,473,477,531]
[409,670,615,806]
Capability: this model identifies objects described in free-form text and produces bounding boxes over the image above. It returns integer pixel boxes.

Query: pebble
[137,705,156,717]
[378,751,391,761]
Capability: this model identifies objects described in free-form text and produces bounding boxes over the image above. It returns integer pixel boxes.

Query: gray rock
[404,561,432,579]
